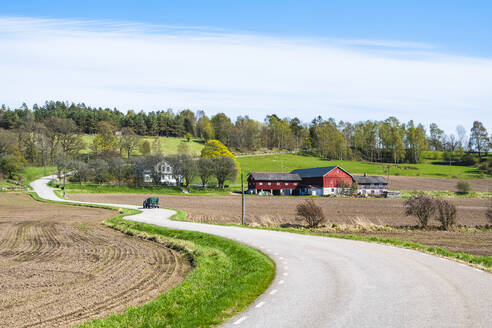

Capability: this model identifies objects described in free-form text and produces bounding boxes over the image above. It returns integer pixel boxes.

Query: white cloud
[1,16,491,132]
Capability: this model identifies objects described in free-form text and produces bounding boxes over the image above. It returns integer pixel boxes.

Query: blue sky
[1,1,491,133]
[3,0,492,56]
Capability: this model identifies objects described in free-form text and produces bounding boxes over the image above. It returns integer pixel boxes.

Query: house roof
[353,175,388,184]
[249,172,302,181]
[291,166,352,178]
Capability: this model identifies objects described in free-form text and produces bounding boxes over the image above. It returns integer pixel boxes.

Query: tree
[108,157,125,186]
[92,121,117,153]
[72,160,90,185]
[211,113,233,145]
[197,116,214,141]
[296,199,326,228]
[429,123,444,151]
[404,195,435,228]
[180,154,197,187]
[165,154,184,186]
[152,137,162,154]
[197,157,214,187]
[90,159,109,184]
[211,157,238,188]
[470,121,489,160]
[119,127,139,159]
[0,154,24,179]
[456,181,471,194]
[140,140,151,155]
[201,140,238,162]
[434,198,457,230]
[456,125,467,150]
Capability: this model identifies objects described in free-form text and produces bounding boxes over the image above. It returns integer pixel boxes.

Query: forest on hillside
[0,101,490,180]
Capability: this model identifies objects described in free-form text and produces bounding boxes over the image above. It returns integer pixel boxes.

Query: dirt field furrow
[0,193,191,328]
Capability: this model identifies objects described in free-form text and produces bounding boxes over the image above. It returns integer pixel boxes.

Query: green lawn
[57,181,233,196]
[237,153,488,180]
[20,166,57,185]
[80,135,204,156]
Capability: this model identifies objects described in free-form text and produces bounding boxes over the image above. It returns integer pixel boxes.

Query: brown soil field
[68,193,490,227]
[0,193,190,328]
[68,193,492,256]
[388,176,492,191]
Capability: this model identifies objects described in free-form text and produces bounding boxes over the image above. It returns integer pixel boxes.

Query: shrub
[435,198,457,230]
[404,195,435,228]
[456,181,471,194]
[487,201,492,224]
[296,199,326,228]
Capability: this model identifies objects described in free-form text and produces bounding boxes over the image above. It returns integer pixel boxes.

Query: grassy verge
[401,190,492,199]
[51,181,234,196]
[29,191,275,327]
[83,218,274,327]
[172,211,492,272]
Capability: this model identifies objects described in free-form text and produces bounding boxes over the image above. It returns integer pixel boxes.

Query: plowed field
[67,193,492,256]
[0,193,190,328]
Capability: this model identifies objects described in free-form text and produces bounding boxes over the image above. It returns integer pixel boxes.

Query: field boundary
[27,192,275,327]
[170,209,492,272]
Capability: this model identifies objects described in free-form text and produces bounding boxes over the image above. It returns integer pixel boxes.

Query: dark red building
[291,166,353,195]
[247,172,302,195]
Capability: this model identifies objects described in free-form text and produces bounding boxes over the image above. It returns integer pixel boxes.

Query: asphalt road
[31,176,492,328]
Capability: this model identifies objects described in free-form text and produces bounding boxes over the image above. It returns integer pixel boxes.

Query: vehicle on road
[143,197,160,208]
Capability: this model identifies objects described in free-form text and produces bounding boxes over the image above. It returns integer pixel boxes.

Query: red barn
[291,166,353,195]
[247,172,302,195]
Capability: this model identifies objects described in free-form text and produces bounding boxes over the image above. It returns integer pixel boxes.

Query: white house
[143,160,183,185]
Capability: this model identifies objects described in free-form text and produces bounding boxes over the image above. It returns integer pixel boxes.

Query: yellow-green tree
[201,139,239,170]
[92,122,117,152]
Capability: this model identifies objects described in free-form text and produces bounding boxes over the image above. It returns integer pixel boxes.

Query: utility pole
[241,171,245,226]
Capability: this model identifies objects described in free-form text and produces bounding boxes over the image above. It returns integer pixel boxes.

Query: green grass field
[79,135,204,156]
[237,153,488,180]
[1,166,56,190]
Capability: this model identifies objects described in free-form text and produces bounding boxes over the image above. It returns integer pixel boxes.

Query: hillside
[237,153,489,180]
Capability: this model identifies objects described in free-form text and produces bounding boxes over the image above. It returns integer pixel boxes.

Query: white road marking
[279,257,284,260]
[279,280,285,284]
[274,253,278,255]
[269,289,278,295]
[255,301,266,308]
[284,266,288,270]
[283,272,288,276]
[234,316,247,325]
[473,268,482,272]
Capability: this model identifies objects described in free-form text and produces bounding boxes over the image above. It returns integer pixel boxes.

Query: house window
[268,182,271,185]
[330,180,333,185]
[293,183,297,185]
[337,169,340,173]
[259,182,263,186]
[277,182,280,185]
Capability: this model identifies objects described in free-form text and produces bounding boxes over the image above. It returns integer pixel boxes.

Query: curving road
[31,176,492,328]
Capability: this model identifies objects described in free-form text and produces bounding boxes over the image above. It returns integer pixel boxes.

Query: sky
[1,1,491,134]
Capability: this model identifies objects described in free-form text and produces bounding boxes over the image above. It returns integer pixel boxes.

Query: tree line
[0,101,491,180]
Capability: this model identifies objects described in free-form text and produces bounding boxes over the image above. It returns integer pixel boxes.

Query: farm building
[291,166,353,196]
[247,172,302,195]
[353,174,388,196]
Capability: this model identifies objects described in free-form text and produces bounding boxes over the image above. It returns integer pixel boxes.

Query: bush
[404,195,435,228]
[435,198,457,230]
[296,199,326,228]
[487,201,492,224]
[456,181,471,194]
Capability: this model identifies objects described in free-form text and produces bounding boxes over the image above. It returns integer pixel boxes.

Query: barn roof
[291,166,351,178]
[249,172,302,181]
[353,175,388,184]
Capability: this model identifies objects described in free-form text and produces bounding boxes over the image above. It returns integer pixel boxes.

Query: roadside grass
[237,153,489,180]
[53,181,234,196]
[84,218,274,328]
[80,134,204,156]
[172,211,492,272]
[21,166,57,185]
[400,190,492,199]
[1,166,56,190]
[29,191,275,327]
